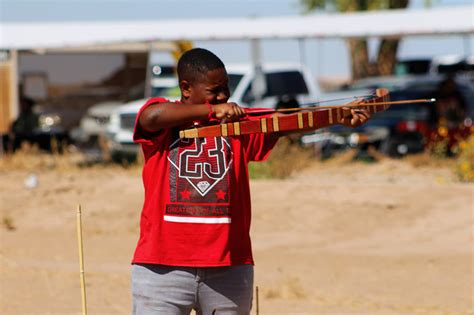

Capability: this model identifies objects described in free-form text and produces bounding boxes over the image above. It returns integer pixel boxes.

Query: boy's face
[181,67,230,105]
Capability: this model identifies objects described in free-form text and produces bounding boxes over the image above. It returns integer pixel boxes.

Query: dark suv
[304,75,473,158]
[4,97,68,153]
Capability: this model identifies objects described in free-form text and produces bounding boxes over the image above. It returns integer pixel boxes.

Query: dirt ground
[0,154,472,315]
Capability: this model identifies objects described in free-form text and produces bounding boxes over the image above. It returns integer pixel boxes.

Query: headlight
[38,114,61,129]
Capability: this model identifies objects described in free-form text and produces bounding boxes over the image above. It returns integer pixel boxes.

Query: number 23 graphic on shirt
[166,137,233,223]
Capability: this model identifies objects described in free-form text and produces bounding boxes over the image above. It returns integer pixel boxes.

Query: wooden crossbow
[179,88,434,139]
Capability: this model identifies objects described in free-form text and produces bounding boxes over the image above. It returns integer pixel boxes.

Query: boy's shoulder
[143,97,172,107]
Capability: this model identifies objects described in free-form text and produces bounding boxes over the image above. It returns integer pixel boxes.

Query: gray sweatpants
[131,264,254,315]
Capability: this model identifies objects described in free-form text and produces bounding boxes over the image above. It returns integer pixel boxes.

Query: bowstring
[244,93,378,116]
[293,93,375,109]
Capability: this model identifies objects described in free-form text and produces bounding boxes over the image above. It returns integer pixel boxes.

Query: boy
[131,48,369,314]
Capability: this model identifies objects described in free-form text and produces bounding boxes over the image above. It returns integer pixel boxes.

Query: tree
[300,0,410,80]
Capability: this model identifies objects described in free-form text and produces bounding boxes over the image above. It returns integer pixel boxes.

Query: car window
[394,60,431,75]
[241,71,309,103]
[265,71,309,96]
[228,74,243,96]
[437,62,470,74]
[349,79,409,91]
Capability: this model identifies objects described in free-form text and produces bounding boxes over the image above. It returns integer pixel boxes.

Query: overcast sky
[2,0,473,22]
[2,0,473,83]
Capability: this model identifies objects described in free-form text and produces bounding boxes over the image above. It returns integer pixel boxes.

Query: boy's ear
[180,80,191,99]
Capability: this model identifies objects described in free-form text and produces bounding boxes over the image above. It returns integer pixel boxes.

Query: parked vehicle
[303,74,474,158]
[395,54,473,76]
[106,98,147,162]
[226,63,320,108]
[71,64,177,147]
[70,100,123,145]
[7,97,68,152]
[318,75,417,106]
[319,55,474,108]
[105,63,321,161]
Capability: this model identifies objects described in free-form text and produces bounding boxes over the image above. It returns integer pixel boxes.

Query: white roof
[226,62,307,74]
[1,5,473,50]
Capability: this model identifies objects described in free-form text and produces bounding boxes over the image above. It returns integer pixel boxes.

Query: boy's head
[177,48,230,105]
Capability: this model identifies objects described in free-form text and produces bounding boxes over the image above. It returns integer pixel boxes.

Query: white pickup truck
[105,63,320,162]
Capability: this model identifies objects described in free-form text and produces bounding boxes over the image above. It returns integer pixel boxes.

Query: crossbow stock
[179,89,433,139]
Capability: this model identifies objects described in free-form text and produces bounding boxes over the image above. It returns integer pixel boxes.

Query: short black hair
[177,48,225,84]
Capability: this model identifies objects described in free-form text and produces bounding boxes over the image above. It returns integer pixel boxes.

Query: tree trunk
[376,38,400,75]
[347,38,375,80]
[376,0,409,75]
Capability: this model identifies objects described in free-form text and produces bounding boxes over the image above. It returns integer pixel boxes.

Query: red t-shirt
[132,97,278,267]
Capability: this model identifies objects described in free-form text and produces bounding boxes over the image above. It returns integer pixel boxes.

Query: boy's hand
[212,103,246,122]
[340,108,371,127]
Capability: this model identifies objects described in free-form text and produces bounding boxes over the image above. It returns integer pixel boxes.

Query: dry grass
[0,143,140,173]
[401,136,474,182]
[2,215,16,231]
[403,151,456,169]
[3,137,468,184]
[249,137,315,179]
[261,277,307,300]
[0,146,79,172]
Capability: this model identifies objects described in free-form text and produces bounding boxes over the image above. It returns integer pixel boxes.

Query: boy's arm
[139,102,246,132]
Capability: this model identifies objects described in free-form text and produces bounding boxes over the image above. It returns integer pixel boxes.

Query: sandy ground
[0,156,473,315]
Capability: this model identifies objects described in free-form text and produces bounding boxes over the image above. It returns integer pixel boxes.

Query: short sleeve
[241,133,279,162]
[133,97,169,146]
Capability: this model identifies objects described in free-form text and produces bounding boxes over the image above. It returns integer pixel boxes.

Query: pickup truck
[71,64,177,147]
[226,63,320,108]
[105,63,320,162]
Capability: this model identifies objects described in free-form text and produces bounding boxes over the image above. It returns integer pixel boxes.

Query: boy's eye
[207,87,229,96]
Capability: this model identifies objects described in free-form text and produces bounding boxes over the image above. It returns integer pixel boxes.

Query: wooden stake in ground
[256,286,259,315]
[76,204,88,315]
